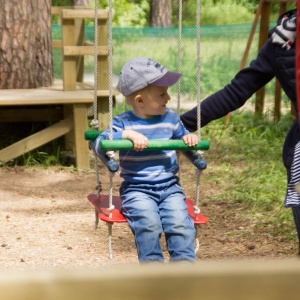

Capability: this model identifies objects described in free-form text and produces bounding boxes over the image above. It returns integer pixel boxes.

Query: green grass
[1,103,295,238]
[53,26,259,98]
[198,111,295,238]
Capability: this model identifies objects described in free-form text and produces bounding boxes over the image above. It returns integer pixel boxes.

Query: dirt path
[0,166,297,271]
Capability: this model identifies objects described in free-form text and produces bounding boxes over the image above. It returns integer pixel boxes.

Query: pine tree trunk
[0,0,53,89]
[150,0,172,27]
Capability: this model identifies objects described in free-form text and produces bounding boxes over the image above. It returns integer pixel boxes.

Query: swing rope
[176,0,203,254]
[177,0,182,113]
[91,0,115,259]
[106,0,115,260]
[91,0,101,230]
[176,0,183,185]
[194,0,202,254]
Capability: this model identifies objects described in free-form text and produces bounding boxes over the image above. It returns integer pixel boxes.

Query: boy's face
[139,85,171,118]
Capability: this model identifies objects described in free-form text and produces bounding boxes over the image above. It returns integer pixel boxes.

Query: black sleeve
[180,40,277,132]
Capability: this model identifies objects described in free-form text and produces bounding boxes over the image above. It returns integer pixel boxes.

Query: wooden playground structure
[0,6,114,169]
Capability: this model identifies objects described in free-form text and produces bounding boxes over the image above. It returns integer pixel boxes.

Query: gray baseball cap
[117,57,182,96]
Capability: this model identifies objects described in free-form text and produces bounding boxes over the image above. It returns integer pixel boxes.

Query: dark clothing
[180,9,300,254]
[180,9,298,178]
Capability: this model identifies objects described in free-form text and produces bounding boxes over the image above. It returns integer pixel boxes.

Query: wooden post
[97,18,110,130]
[75,18,85,83]
[274,1,289,120]
[73,103,90,168]
[60,8,109,169]
[255,1,271,116]
[224,0,265,125]
[62,12,77,91]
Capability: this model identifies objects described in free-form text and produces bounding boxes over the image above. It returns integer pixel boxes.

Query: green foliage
[200,0,253,25]
[173,0,253,26]
[200,111,294,237]
[22,151,61,167]
[52,0,71,6]
[87,0,150,27]
[52,49,63,79]
[51,0,297,26]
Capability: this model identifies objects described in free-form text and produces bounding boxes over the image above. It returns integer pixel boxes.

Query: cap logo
[147,58,165,74]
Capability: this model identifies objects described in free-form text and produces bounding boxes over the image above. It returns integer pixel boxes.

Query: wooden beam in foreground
[0,259,300,300]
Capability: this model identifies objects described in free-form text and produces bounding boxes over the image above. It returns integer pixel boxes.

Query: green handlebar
[100,139,210,151]
[85,130,210,150]
[85,130,104,141]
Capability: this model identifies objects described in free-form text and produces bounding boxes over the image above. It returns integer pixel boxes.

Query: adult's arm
[180,40,277,132]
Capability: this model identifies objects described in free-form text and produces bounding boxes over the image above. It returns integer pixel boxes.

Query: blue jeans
[119,177,196,262]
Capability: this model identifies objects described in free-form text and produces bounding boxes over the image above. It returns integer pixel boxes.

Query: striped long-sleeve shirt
[94,108,190,184]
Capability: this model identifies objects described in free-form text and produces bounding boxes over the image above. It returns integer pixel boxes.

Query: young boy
[91,57,198,263]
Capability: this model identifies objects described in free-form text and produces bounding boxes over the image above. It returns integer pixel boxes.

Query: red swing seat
[87,193,208,224]
[87,194,126,223]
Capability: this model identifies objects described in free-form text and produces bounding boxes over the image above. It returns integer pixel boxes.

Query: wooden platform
[0,83,94,105]
[0,7,113,169]
[0,81,107,169]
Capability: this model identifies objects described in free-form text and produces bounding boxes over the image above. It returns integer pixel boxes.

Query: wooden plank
[225,0,265,125]
[0,117,73,163]
[63,57,77,91]
[74,18,85,83]
[51,6,70,15]
[97,90,118,97]
[63,104,75,158]
[0,88,117,106]
[97,18,110,128]
[62,17,77,91]
[255,1,271,115]
[63,46,108,56]
[62,9,108,20]
[0,88,93,105]
[239,0,264,70]
[0,260,300,300]
[73,104,90,169]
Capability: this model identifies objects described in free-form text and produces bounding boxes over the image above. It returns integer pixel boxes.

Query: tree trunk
[150,0,172,27]
[0,0,53,89]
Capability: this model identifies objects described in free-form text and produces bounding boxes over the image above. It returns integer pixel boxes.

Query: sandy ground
[0,159,298,272]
